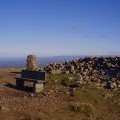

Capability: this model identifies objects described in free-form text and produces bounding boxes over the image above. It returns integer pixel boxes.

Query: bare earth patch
[0,69,119,120]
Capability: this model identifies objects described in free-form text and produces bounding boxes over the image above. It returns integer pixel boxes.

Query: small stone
[30,93,34,97]
[0,106,9,111]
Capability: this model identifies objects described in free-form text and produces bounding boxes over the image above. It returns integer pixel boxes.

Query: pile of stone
[44,57,120,90]
[26,55,39,71]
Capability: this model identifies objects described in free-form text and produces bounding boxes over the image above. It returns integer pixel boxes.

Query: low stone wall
[44,57,120,90]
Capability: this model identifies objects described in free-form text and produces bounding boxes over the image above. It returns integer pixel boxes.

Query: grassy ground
[0,69,119,120]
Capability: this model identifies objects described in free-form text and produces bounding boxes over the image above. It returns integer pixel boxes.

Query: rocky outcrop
[44,57,120,90]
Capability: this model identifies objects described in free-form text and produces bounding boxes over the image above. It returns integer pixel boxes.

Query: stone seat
[15,70,46,93]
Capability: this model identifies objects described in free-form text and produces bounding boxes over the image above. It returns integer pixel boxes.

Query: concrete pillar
[34,83,44,93]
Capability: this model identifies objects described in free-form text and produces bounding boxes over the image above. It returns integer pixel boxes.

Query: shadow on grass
[5,82,34,93]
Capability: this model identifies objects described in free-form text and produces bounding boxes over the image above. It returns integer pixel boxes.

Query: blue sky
[0,0,120,57]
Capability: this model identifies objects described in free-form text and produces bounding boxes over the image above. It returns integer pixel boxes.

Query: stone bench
[15,70,46,93]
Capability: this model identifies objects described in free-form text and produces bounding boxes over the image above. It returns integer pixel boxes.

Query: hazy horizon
[0,54,120,58]
[0,55,119,69]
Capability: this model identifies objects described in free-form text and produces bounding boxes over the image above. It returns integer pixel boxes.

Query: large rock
[50,69,62,74]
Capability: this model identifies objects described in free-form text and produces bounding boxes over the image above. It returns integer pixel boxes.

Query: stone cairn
[26,55,39,71]
[44,57,120,90]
